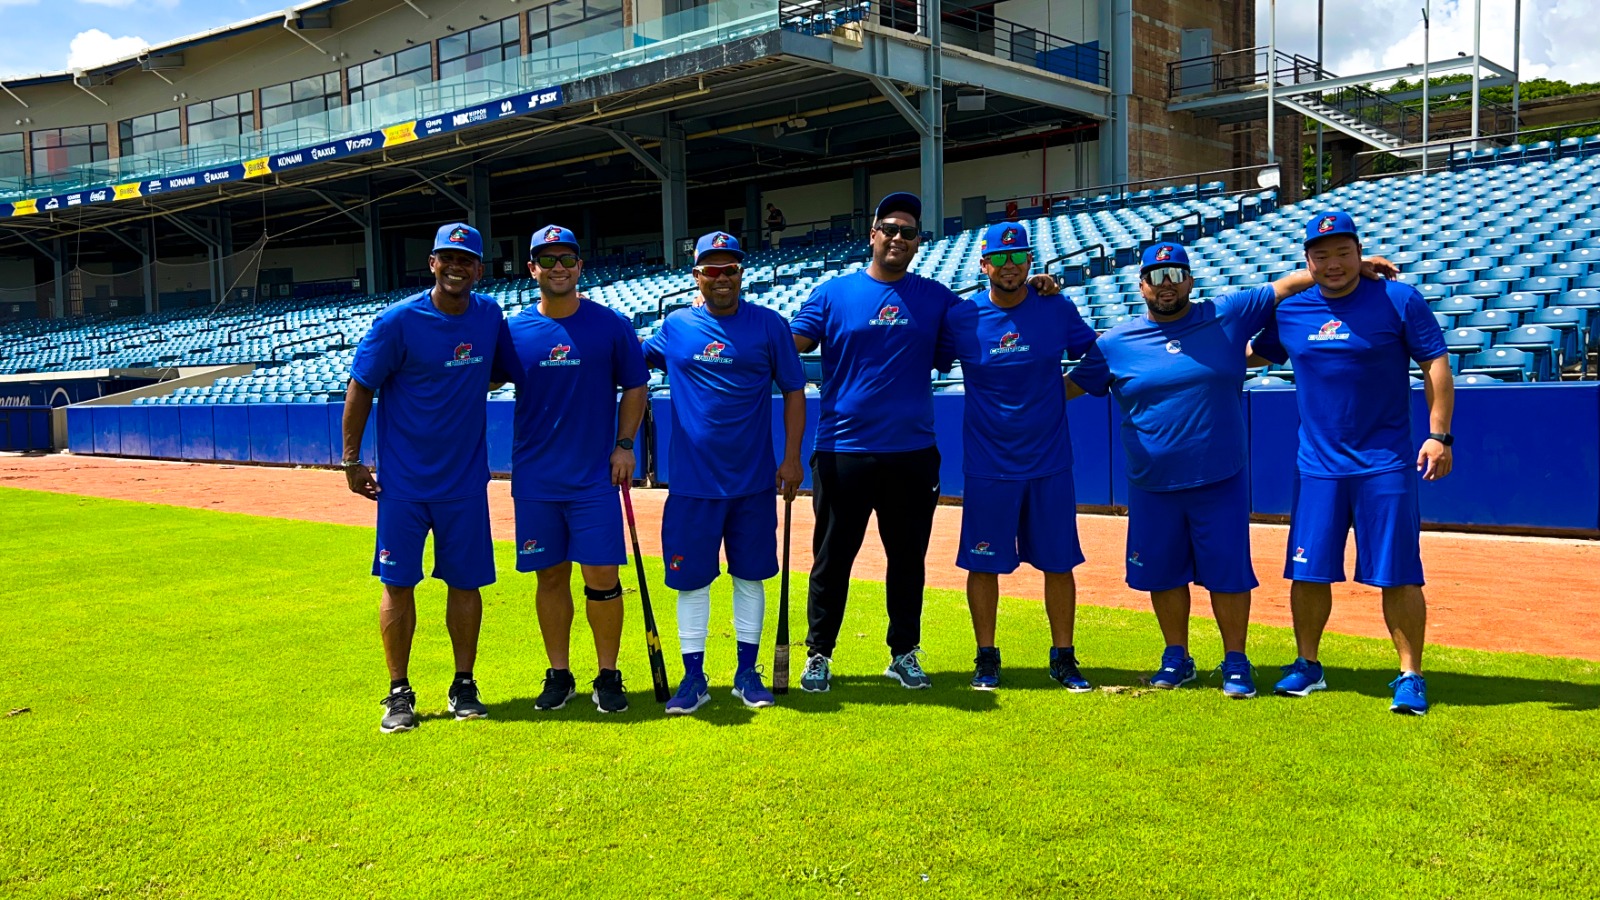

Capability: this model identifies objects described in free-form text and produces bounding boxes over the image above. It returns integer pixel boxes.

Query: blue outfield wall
[63,383,1600,532]
[0,406,54,451]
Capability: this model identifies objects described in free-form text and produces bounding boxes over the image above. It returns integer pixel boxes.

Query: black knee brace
[584,583,624,602]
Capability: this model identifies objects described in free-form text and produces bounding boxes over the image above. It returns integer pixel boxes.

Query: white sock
[677,586,711,654]
[731,576,766,645]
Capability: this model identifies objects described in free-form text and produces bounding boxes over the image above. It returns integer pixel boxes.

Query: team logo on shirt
[1128,551,1144,567]
[1307,318,1350,341]
[378,549,396,566]
[670,554,684,571]
[1293,546,1309,563]
[518,540,545,556]
[1317,216,1337,234]
[1165,339,1183,355]
[989,331,1030,356]
[539,343,581,367]
[693,340,734,364]
[448,227,470,244]
[870,305,908,326]
[1155,245,1172,262]
[969,541,995,557]
[445,342,484,367]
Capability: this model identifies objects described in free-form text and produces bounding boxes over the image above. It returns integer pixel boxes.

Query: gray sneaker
[379,688,418,733]
[885,648,932,689]
[800,654,832,693]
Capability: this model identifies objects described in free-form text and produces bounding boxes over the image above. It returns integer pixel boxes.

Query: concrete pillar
[1099,0,1133,188]
[467,164,493,262]
[661,123,688,267]
[51,239,66,318]
[1274,110,1306,206]
[745,182,761,249]
[852,165,871,235]
[364,195,385,295]
[918,0,945,232]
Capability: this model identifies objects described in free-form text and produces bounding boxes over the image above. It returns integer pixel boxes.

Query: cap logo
[1001,228,1017,245]
[544,227,564,242]
[1155,245,1172,262]
[1318,216,1337,234]
[449,227,469,244]
[712,233,729,248]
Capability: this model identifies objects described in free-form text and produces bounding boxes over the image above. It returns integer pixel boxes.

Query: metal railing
[1339,119,1600,188]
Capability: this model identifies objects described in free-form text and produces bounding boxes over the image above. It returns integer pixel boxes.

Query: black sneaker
[379,688,418,733]
[448,678,489,720]
[534,668,578,711]
[592,668,629,714]
[970,647,1001,690]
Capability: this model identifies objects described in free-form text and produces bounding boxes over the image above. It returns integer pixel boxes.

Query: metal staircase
[1280,94,1404,151]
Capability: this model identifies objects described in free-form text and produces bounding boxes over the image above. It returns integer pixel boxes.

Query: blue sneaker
[1048,647,1092,692]
[1389,672,1429,716]
[665,672,710,716]
[1217,652,1257,699]
[800,654,832,693]
[1274,658,1327,697]
[1149,645,1196,689]
[970,647,1001,690]
[732,667,775,708]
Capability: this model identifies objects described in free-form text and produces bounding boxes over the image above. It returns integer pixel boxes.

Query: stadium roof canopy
[0,0,353,88]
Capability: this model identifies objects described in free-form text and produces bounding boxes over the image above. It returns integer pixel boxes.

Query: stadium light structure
[1265,0,1277,167]
[1422,2,1430,176]
[1471,0,1481,142]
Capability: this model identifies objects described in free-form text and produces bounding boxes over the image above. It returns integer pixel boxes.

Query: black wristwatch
[1429,432,1454,447]
[615,438,634,451]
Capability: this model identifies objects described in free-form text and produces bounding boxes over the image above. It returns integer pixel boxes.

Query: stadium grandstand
[4,0,1600,531]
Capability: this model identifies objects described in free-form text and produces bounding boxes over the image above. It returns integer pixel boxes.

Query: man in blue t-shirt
[343,222,504,733]
[495,225,649,715]
[1249,210,1453,716]
[1069,240,1394,699]
[938,222,1097,692]
[789,191,1060,692]
[641,231,807,715]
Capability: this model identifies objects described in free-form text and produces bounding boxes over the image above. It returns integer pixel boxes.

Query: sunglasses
[535,254,580,269]
[694,263,743,278]
[986,251,1031,268]
[876,222,922,240]
[1142,266,1189,286]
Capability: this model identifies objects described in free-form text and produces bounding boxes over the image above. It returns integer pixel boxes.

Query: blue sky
[0,0,1594,83]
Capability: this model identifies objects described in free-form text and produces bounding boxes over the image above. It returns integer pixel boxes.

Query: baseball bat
[773,494,793,694]
[621,484,672,702]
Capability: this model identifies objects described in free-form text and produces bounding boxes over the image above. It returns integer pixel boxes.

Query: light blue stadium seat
[1460,347,1534,381]
[1462,309,1518,332]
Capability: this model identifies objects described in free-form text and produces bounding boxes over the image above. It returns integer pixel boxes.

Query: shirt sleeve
[769,313,807,393]
[789,282,826,343]
[640,318,668,369]
[1251,315,1288,365]
[1062,301,1097,360]
[1399,284,1449,363]
[491,318,518,385]
[1067,338,1112,397]
[1218,285,1280,335]
[350,308,403,390]
[613,312,650,390]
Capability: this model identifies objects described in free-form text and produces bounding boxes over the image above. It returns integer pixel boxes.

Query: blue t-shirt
[1070,286,1277,491]
[938,288,1097,479]
[642,301,806,499]
[349,290,504,502]
[495,300,649,500]
[789,270,959,453]
[1251,278,1447,478]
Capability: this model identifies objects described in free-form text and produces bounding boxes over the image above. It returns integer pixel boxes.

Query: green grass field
[1,487,1597,899]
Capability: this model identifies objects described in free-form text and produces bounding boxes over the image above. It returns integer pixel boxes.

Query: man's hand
[1361,256,1400,280]
[610,447,636,486]
[776,456,804,501]
[1417,438,1453,481]
[345,464,380,501]
[1028,274,1061,297]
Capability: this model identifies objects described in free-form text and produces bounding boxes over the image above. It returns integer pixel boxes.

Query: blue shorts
[957,471,1085,574]
[373,494,495,589]
[1286,469,1425,587]
[513,491,627,572]
[1125,469,1257,594]
[661,491,779,592]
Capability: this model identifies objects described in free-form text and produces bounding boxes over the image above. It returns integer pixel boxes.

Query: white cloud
[1263,0,1600,85]
[65,28,148,70]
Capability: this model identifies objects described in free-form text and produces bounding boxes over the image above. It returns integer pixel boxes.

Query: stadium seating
[12,148,1600,398]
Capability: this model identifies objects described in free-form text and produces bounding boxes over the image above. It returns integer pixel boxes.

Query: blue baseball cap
[1141,241,1190,271]
[694,231,745,264]
[432,222,483,259]
[1305,210,1360,246]
[980,222,1032,255]
[531,224,581,256]
[874,191,922,224]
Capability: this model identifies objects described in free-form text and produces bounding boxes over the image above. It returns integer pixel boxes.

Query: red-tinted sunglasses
[694,263,743,278]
